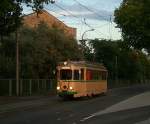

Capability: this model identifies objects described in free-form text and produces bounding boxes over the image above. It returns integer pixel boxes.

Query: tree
[0,36,16,78]
[90,39,120,79]
[114,0,150,53]
[0,22,82,79]
[23,0,54,15]
[0,0,53,41]
[89,39,150,82]
[0,0,22,41]
[19,22,82,79]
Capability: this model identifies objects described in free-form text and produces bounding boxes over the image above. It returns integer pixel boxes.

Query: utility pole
[16,28,19,96]
[109,15,112,40]
[115,56,118,84]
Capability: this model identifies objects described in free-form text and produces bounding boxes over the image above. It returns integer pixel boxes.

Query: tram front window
[60,69,72,80]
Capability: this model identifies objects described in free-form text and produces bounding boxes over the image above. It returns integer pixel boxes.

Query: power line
[51,3,110,39]
[93,22,109,28]
[54,3,78,18]
[54,3,97,30]
[94,29,110,39]
[53,3,91,29]
[83,18,109,38]
[109,15,112,40]
[45,8,109,28]
[83,18,93,29]
[72,0,111,38]
[44,7,66,17]
[73,0,109,21]
[42,5,109,29]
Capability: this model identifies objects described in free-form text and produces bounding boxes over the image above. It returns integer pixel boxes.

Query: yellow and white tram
[56,61,107,98]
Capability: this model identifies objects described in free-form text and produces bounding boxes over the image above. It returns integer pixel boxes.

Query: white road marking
[80,115,95,122]
[80,92,150,122]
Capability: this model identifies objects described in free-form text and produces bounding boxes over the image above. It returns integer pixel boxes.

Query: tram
[56,61,108,98]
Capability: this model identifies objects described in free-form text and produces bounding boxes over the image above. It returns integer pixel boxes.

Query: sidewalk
[94,91,150,116]
[0,95,56,114]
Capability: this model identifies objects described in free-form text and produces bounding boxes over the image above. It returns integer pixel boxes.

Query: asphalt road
[0,85,150,124]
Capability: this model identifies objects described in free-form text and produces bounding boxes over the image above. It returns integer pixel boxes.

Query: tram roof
[57,61,107,71]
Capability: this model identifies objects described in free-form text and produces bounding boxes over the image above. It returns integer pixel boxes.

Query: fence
[108,79,150,89]
[0,79,56,96]
[0,79,150,96]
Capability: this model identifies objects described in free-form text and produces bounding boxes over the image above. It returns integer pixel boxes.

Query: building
[23,10,76,39]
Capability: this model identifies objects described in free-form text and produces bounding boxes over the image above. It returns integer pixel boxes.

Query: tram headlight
[69,86,73,90]
[64,61,67,65]
[57,86,60,90]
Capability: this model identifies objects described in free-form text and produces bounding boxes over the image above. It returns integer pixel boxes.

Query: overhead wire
[83,18,109,39]
[50,2,110,39]
[52,3,94,38]
[44,7,66,17]
[54,3,102,30]
[73,0,109,21]
[73,0,115,39]
[53,3,88,26]
[92,22,110,28]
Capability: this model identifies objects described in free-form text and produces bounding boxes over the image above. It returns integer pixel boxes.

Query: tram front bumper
[58,91,77,97]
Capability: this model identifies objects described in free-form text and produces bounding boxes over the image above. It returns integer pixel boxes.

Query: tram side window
[93,71,101,80]
[98,71,102,80]
[81,68,84,80]
[60,69,72,80]
[92,70,103,80]
[86,70,103,80]
[86,70,92,80]
[74,70,79,80]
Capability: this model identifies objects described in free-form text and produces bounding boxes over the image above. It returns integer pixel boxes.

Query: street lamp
[79,29,94,60]
[50,0,55,4]
[81,29,95,41]
[80,29,94,47]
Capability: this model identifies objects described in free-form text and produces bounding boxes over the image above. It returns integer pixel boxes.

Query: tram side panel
[85,69,107,96]
[85,80,107,96]
[72,81,87,98]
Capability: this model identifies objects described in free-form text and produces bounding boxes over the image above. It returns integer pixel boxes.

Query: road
[0,85,150,124]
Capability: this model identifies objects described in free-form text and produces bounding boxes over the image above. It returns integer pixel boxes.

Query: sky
[23,0,123,40]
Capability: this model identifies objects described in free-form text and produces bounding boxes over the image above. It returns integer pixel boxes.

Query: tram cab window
[60,69,72,80]
[74,70,79,80]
